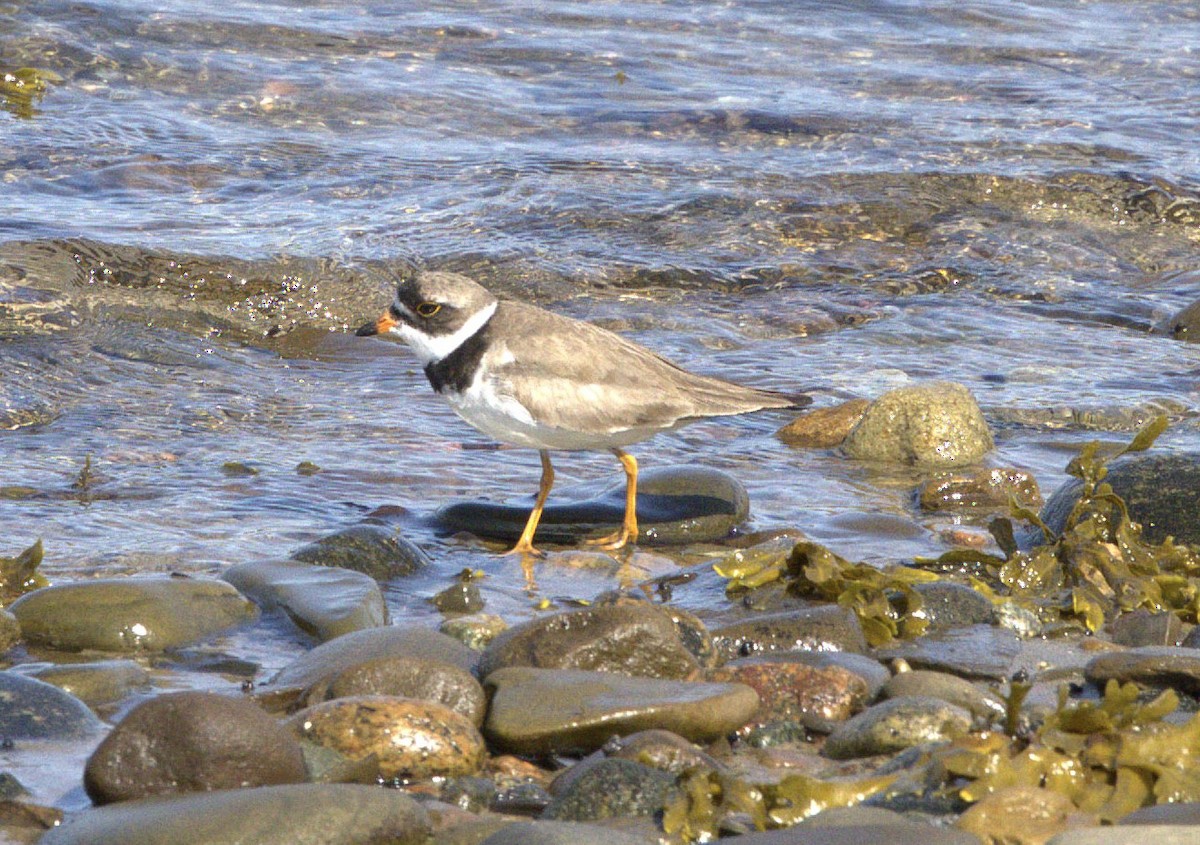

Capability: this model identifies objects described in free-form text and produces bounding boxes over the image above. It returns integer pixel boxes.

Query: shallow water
[3,0,1200,807]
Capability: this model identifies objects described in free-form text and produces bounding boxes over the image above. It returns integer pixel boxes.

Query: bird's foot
[585,528,637,551]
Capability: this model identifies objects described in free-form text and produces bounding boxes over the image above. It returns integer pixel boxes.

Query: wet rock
[21,659,151,707]
[776,399,870,448]
[440,613,508,651]
[842,382,994,466]
[596,729,723,775]
[769,650,892,699]
[431,578,486,615]
[1037,453,1200,547]
[876,624,1021,680]
[726,822,981,844]
[822,696,971,759]
[1084,646,1200,695]
[907,581,996,632]
[300,654,486,727]
[711,656,869,734]
[478,603,700,680]
[484,667,759,755]
[436,465,750,547]
[0,772,30,799]
[222,558,387,642]
[290,524,429,581]
[84,691,307,804]
[883,670,1005,721]
[918,467,1042,512]
[1165,299,1200,342]
[270,625,479,690]
[40,783,431,845]
[9,576,256,652]
[0,672,102,739]
[1047,828,1200,845]
[542,758,676,822]
[1120,802,1200,824]
[0,608,19,652]
[0,798,61,843]
[956,785,1074,845]
[477,820,656,845]
[1111,609,1182,647]
[288,695,485,780]
[711,605,868,662]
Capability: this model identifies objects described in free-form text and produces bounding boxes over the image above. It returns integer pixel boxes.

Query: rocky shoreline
[3,384,1200,844]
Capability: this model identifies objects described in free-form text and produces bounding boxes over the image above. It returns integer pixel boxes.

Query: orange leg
[588,449,639,550]
[508,450,554,556]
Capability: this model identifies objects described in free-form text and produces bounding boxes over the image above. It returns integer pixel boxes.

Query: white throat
[392,300,497,365]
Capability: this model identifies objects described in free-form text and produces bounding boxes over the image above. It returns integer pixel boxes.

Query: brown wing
[486,302,795,437]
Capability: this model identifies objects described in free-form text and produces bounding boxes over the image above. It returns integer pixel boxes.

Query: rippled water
[3,0,1200,804]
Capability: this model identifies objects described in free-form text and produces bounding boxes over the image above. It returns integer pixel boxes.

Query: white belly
[443,380,661,451]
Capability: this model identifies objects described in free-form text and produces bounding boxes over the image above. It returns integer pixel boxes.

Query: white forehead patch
[391,299,497,365]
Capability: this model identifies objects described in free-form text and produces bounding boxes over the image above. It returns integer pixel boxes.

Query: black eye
[416,302,441,318]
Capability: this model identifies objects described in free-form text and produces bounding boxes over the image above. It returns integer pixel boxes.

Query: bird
[356,271,807,556]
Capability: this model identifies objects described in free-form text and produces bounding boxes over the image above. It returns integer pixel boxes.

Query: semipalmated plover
[357,271,807,555]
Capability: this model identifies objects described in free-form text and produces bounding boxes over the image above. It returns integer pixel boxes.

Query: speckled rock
[288,695,485,779]
[477,820,656,845]
[711,656,869,734]
[0,672,102,739]
[542,758,676,821]
[436,465,750,547]
[9,576,256,652]
[39,783,430,845]
[908,581,996,632]
[776,399,871,448]
[956,785,1074,845]
[594,729,723,776]
[478,603,700,680]
[21,660,151,707]
[290,524,429,581]
[222,558,388,642]
[84,691,307,804]
[822,696,971,759]
[1084,646,1200,695]
[876,624,1021,681]
[842,382,993,466]
[1037,453,1200,547]
[883,670,1005,721]
[300,654,486,727]
[711,605,868,661]
[270,625,479,690]
[440,613,508,651]
[484,667,759,755]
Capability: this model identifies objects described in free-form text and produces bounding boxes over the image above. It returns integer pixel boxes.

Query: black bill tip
[355,321,379,337]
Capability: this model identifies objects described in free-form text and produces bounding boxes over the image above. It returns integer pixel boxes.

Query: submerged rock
[288,695,485,780]
[918,467,1041,512]
[84,691,307,804]
[21,659,151,708]
[9,576,256,652]
[478,603,700,680]
[222,558,387,642]
[40,783,430,845]
[290,525,429,581]
[484,667,759,755]
[435,465,750,546]
[842,382,993,466]
[1038,452,1200,547]
[0,672,102,739]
